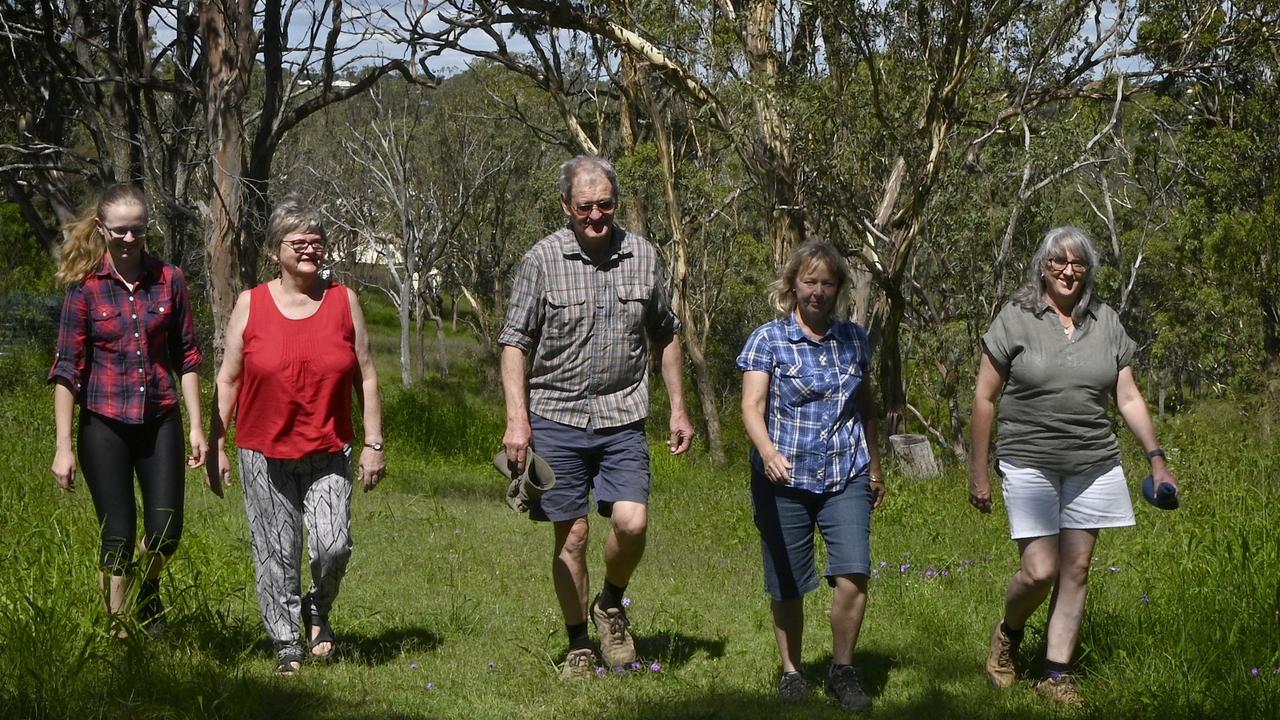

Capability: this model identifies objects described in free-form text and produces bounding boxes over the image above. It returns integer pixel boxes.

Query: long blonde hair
[55,184,147,285]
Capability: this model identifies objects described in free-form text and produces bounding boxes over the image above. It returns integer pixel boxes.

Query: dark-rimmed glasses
[1046,257,1088,274]
[570,198,617,216]
[101,224,148,240]
[282,237,326,253]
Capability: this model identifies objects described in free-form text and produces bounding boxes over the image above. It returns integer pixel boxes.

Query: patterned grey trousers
[240,447,353,656]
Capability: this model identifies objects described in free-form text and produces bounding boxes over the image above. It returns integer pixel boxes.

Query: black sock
[598,579,626,611]
[1043,659,1070,679]
[566,621,591,650]
[1001,620,1024,646]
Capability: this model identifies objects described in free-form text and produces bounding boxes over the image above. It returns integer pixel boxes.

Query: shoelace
[606,610,629,638]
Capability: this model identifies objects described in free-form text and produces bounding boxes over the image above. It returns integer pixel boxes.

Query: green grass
[1,317,1277,718]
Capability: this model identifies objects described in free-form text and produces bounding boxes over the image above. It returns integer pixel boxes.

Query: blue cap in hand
[1141,475,1179,510]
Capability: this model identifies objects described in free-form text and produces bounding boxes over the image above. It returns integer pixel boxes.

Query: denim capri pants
[751,467,874,601]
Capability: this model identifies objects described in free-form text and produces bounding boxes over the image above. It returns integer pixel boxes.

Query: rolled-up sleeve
[169,266,203,374]
[644,257,680,344]
[498,252,543,353]
[47,285,89,394]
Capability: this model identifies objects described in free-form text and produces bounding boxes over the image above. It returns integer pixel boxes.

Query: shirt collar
[92,251,164,284]
[558,225,632,263]
[783,311,853,343]
[1033,297,1095,320]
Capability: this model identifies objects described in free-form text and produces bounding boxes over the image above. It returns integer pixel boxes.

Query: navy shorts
[529,413,651,522]
[751,467,873,601]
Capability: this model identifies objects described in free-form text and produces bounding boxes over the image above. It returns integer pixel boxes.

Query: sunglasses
[570,198,617,215]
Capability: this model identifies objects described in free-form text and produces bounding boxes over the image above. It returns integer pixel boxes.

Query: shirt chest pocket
[614,282,652,332]
[91,305,125,341]
[778,363,837,403]
[545,288,588,338]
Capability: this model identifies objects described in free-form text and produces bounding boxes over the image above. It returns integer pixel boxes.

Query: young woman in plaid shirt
[738,241,885,712]
[48,183,207,636]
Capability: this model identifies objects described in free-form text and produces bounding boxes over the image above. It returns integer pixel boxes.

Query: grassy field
[1,306,1277,719]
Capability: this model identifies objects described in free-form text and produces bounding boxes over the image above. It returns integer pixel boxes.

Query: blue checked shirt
[737,314,873,493]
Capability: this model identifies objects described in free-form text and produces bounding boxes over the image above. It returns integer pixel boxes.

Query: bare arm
[658,334,694,455]
[1114,366,1178,492]
[741,370,791,485]
[968,351,1007,513]
[500,344,532,472]
[51,382,76,492]
[858,381,886,509]
[349,288,385,492]
[208,290,251,496]
[180,371,206,468]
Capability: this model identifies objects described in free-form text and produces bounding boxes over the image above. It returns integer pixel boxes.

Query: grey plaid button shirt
[499,227,680,430]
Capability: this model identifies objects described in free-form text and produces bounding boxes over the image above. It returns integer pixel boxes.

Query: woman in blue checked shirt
[738,240,885,713]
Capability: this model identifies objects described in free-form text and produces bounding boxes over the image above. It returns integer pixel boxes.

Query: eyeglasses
[282,238,326,253]
[102,224,148,240]
[570,198,617,216]
[1046,257,1088,274]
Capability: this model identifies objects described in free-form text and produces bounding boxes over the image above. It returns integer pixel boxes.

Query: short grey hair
[266,194,327,250]
[768,240,853,320]
[558,155,619,200]
[1011,225,1101,325]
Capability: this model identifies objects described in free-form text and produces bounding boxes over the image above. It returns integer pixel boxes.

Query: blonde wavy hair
[55,184,147,285]
[767,240,853,319]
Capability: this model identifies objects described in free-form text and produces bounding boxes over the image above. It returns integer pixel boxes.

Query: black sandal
[276,648,304,675]
[301,595,336,660]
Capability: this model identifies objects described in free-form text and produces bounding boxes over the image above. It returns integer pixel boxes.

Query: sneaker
[560,647,597,681]
[1035,674,1084,708]
[825,664,872,713]
[985,621,1017,688]
[590,594,636,667]
[778,671,810,703]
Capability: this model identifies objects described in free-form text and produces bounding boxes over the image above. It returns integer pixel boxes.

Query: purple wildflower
[878,560,888,569]
[595,667,607,678]
[1140,593,1150,606]
[410,662,419,670]
[427,682,436,690]
[925,566,937,579]
[1251,668,1261,677]
[613,665,627,675]
[940,569,951,578]
[629,661,642,671]
[622,597,633,608]
[899,563,912,574]
[650,661,663,672]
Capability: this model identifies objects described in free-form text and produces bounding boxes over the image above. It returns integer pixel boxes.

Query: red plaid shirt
[48,252,203,424]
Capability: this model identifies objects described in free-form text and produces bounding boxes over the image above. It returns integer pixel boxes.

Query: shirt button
[131,314,137,319]
[134,332,139,338]
[129,296,134,302]
[138,387,145,392]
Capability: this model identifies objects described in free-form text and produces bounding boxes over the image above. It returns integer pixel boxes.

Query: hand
[667,410,694,455]
[761,449,793,486]
[206,446,232,497]
[503,416,532,473]
[869,477,886,510]
[359,446,386,492]
[1151,464,1180,497]
[969,467,993,514]
[52,447,76,493]
[188,428,208,469]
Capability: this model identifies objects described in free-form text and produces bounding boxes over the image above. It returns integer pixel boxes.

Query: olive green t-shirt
[981,300,1136,473]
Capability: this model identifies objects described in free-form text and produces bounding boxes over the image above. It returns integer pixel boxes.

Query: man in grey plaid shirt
[499,155,695,679]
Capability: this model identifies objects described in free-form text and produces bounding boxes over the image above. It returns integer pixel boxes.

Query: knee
[314,533,354,566]
[610,504,648,541]
[143,532,181,559]
[100,535,134,576]
[1022,558,1059,589]
[1057,555,1091,585]
[557,519,590,559]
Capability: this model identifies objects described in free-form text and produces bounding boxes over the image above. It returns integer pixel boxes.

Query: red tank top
[235,281,356,459]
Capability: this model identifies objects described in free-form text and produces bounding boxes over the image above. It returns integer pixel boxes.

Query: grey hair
[768,240,853,319]
[558,155,619,200]
[266,194,327,251]
[1011,225,1100,324]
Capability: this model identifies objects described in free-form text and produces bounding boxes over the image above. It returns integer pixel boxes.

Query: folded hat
[1141,475,1179,510]
[493,450,556,513]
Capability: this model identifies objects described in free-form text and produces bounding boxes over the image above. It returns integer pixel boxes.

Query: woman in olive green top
[968,226,1178,708]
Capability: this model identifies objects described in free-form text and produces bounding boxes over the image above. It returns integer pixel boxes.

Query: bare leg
[831,574,869,665]
[771,597,805,674]
[1003,535,1060,629]
[603,501,647,587]
[1044,529,1098,664]
[553,517,591,624]
[100,572,132,637]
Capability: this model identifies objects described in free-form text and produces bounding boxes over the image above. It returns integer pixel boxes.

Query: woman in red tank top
[208,196,385,675]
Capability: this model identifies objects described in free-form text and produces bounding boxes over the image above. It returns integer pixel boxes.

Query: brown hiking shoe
[560,648,597,681]
[985,621,1017,688]
[1035,674,1085,708]
[591,594,637,667]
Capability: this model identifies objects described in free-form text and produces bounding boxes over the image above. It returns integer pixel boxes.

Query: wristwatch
[365,441,385,452]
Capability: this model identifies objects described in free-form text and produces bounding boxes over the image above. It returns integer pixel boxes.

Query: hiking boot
[778,671,810,703]
[825,664,872,713]
[985,621,1017,688]
[136,582,167,637]
[1036,674,1084,708]
[560,647,597,681]
[590,594,636,667]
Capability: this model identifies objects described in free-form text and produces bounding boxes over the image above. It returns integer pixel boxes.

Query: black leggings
[78,410,185,574]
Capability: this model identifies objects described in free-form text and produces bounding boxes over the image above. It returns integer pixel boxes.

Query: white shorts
[998,460,1135,539]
